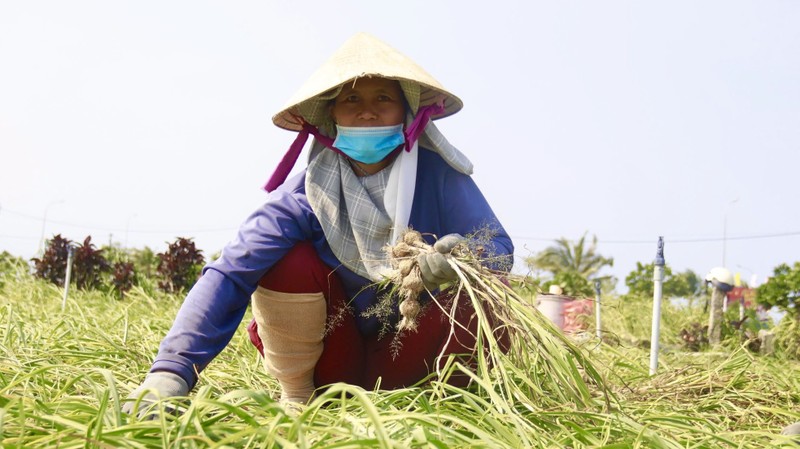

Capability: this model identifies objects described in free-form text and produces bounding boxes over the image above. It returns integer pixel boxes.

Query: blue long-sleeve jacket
[150,148,513,388]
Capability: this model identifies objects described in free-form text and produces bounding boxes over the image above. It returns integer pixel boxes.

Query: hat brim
[271,33,463,132]
[273,75,462,132]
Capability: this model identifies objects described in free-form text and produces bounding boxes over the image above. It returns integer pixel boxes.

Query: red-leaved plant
[111,261,136,299]
[157,237,205,293]
[31,235,111,289]
[31,234,72,285]
[72,236,110,289]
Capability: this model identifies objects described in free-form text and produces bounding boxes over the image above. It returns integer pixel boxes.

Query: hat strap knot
[404,99,445,152]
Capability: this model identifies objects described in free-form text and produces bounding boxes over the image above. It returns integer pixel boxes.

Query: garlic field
[2,270,800,448]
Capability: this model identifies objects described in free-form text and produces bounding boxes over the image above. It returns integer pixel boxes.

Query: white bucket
[536,294,571,329]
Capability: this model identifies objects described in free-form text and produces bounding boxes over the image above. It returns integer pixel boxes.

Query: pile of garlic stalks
[382,229,613,411]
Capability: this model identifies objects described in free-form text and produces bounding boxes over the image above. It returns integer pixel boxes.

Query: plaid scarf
[306,148,399,281]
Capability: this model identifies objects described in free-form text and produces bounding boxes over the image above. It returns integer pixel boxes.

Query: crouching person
[123,32,513,415]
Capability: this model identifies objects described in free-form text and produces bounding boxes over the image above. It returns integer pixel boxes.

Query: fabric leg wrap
[251,286,326,404]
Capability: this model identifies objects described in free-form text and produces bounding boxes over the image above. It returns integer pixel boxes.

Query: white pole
[62,245,75,311]
[649,237,665,376]
[739,297,745,322]
[594,280,602,340]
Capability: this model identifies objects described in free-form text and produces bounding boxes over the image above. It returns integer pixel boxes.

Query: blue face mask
[332,124,405,164]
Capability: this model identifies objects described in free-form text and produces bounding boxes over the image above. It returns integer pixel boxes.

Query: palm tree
[525,233,614,296]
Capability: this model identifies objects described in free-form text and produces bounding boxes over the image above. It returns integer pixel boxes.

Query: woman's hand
[122,371,189,419]
[417,233,464,290]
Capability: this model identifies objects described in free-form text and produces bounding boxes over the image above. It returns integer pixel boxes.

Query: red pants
[246,241,501,390]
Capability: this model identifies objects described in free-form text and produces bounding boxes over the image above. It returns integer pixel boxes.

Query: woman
[124,32,513,412]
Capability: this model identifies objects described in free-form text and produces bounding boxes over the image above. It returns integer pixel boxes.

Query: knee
[258,241,319,289]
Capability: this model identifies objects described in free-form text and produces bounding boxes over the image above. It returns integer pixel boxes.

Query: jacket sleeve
[440,169,514,272]
[149,187,316,389]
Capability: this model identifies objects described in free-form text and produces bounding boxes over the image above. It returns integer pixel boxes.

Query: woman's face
[330,77,406,127]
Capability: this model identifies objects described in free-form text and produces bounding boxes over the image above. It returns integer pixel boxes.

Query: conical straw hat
[272,32,463,132]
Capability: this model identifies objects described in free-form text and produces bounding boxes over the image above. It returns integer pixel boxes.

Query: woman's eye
[343,95,359,103]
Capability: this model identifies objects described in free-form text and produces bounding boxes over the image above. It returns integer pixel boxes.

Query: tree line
[0,234,207,298]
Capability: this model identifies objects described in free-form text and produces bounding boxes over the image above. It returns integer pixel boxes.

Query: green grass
[2,270,800,448]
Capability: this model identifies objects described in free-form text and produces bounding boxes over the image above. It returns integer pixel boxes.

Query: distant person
[123,32,513,414]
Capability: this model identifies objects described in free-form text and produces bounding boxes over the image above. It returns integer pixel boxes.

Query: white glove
[122,371,189,419]
[782,421,800,436]
[417,233,464,290]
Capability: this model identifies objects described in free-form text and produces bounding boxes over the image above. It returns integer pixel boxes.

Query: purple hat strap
[404,99,445,151]
[263,121,328,192]
[263,100,446,192]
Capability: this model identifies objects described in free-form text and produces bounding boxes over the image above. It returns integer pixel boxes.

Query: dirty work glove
[417,233,464,290]
[122,371,189,419]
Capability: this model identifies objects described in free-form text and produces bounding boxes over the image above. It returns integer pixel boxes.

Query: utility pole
[38,200,65,255]
[722,198,739,267]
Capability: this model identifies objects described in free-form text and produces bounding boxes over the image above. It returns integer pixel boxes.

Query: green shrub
[756,262,800,319]
[0,251,27,289]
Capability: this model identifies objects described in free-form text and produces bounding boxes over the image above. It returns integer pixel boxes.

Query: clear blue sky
[1,1,798,290]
